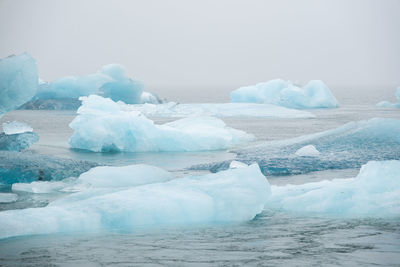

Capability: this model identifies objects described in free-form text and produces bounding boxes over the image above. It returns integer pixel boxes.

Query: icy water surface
[0,105,399,266]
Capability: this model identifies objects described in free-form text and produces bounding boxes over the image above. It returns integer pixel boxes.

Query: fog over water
[1,0,399,103]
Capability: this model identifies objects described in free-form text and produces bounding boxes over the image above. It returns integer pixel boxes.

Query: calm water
[0,105,399,266]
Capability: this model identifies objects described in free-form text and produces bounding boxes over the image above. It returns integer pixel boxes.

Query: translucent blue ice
[0,151,98,184]
[192,118,400,176]
[230,79,339,109]
[376,87,400,108]
[0,164,270,239]
[268,160,400,217]
[32,64,159,106]
[69,95,254,152]
[0,132,39,151]
[0,53,38,117]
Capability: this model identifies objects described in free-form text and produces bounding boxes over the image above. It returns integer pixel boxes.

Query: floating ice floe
[2,121,33,135]
[0,53,38,117]
[25,64,159,109]
[230,79,339,109]
[0,163,270,239]
[0,151,98,184]
[129,102,315,118]
[69,95,255,152]
[0,132,39,151]
[0,193,18,203]
[295,145,320,157]
[268,160,400,217]
[191,118,400,176]
[376,87,400,108]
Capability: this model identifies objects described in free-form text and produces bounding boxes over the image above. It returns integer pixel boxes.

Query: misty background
[0,0,399,103]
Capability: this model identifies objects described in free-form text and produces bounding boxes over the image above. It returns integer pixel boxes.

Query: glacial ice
[12,181,68,194]
[267,160,400,217]
[376,87,400,108]
[29,64,159,108]
[295,145,320,157]
[78,164,174,188]
[230,79,339,109]
[192,118,400,176]
[69,95,254,152]
[0,164,270,239]
[0,193,18,203]
[129,102,315,118]
[0,151,98,184]
[0,132,39,151]
[2,121,33,135]
[0,53,38,117]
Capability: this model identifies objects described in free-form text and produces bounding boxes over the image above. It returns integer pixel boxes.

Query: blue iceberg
[0,151,98,185]
[69,95,254,152]
[29,64,159,108]
[267,160,400,217]
[192,118,400,176]
[0,132,39,151]
[230,79,339,109]
[0,53,38,117]
[376,87,400,108]
[0,164,269,239]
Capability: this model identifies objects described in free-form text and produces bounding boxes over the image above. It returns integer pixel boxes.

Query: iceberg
[376,87,400,108]
[129,102,315,118]
[0,53,38,117]
[69,95,254,152]
[295,145,320,157]
[192,118,400,176]
[0,164,270,239]
[2,121,33,135]
[267,161,400,217]
[0,132,39,151]
[28,64,159,108]
[230,79,339,109]
[0,151,98,184]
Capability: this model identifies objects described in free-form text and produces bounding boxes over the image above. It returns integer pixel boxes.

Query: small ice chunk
[376,87,400,108]
[295,145,320,157]
[229,160,248,169]
[2,121,33,135]
[0,132,39,151]
[12,181,67,194]
[0,193,18,203]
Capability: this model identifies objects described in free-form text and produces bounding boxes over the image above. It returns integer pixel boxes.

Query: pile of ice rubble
[0,160,399,239]
[69,95,255,152]
[231,79,339,109]
[376,87,400,108]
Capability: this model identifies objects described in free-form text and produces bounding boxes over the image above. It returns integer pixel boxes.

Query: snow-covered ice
[0,193,18,203]
[2,121,33,135]
[69,95,254,152]
[295,145,320,157]
[0,163,270,239]
[0,53,38,117]
[32,64,159,106]
[376,87,400,108]
[129,102,315,118]
[267,160,400,217]
[230,79,339,109]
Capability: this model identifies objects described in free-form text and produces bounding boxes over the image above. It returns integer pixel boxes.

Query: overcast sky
[0,0,399,102]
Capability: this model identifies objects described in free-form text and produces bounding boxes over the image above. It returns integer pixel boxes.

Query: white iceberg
[230,79,339,109]
[33,64,159,105]
[0,53,38,117]
[267,160,400,217]
[69,95,255,152]
[295,145,320,157]
[129,102,315,118]
[376,87,400,108]
[0,163,270,239]
[2,121,33,135]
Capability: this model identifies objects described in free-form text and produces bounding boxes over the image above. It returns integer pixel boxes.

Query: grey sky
[1,0,399,102]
